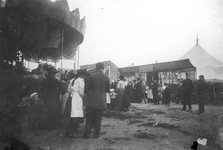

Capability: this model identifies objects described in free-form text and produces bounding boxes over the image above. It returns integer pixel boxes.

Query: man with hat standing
[181,72,193,111]
[83,62,110,139]
[197,75,207,114]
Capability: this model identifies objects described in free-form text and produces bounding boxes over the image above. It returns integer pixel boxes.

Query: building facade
[119,59,197,86]
[80,60,119,81]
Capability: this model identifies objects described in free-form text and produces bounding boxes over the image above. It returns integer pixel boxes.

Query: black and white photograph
[0,0,223,149]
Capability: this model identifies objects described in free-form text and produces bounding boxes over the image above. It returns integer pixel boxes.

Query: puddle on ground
[128,120,144,125]
[104,110,148,120]
[103,137,131,144]
[95,148,123,150]
[133,131,167,139]
[166,107,181,111]
[148,110,166,114]
[133,132,157,139]
[103,110,133,120]
[102,124,112,127]
[165,115,184,120]
[137,122,179,129]
[137,122,191,135]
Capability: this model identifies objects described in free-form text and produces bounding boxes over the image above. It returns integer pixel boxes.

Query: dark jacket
[111,82,117,92]
[84,70,110,110]
[152,82,158,94]
[181,78,193,95]
[164,87,171,98]
[135,81,143,94]
[197,79,207,96]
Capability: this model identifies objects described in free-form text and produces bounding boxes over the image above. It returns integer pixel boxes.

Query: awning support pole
[61,28,64,80]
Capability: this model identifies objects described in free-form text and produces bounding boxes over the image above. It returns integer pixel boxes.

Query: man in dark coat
[163,83,171,107]
[130,80,137,103]
[83,62,110,139]
[135,78,143,103]
[181,73,193,111]
[196,75,207,114]
[152,80,158,105]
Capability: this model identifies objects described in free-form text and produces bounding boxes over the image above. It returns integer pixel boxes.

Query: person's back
[196,75,207,113]
[164,85,171,106]
[182,78,193,94]
[152,81,158,93]
[197,79,206,96]
[84,70,110,109]
[135,80,142,94]
[84,62,110,139]
[181,73,193,111]
[164,86,171,98]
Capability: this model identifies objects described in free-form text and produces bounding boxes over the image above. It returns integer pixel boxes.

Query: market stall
[119,59,197,85]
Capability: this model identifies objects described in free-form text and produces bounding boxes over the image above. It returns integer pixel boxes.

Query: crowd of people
[107,72,207,115]
[21,62,110,139]
[20,62,207,139]
[107,76,174,111]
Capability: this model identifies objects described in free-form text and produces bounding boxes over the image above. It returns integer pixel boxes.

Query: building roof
[80,60,118,70]
[153,59,196,72]
[119,59,196,74]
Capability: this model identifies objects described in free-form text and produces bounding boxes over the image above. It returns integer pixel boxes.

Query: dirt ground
[20,103,223,150]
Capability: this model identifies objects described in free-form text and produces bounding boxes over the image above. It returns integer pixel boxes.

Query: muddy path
[16,103,223,150]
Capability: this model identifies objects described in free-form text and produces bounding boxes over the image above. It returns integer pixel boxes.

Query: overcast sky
[64,0,223,68]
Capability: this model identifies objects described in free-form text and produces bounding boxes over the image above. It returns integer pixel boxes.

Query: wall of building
[109,61,119,81]
[80,60,119,81]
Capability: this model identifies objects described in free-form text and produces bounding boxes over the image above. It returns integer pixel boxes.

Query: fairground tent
[0,0,84,63]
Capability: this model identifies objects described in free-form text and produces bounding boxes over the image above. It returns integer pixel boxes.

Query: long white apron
[70,77,84,118]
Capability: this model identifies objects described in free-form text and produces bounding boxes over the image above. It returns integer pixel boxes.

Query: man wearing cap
[83,62,110,139]
[181,73,193,111]
[196,75,207,114]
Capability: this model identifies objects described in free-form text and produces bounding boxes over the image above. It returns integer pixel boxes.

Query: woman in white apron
[65,69,87,138]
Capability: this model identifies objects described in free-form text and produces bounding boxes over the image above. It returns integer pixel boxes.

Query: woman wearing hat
[39,66,64,130]
[65,69,87,138]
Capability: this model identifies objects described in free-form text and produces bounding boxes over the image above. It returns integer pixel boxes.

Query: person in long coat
[181,73,193,111]
[115,75,126,111]
[64,70,87,138]
[83,62,110,139]
[122,82,131,111]
[130,80,137,103]
[163,83,171,107]
[196,75,207,114]
[39,67,64,130]
[135,78,143,103]
[152,80,158,105]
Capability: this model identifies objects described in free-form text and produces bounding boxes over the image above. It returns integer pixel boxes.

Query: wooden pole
[77,47,80,69]
[74,51,76,71]
[60,28,64,80]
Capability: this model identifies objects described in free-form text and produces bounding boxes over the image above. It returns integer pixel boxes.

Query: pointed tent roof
[180,37,223,68]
